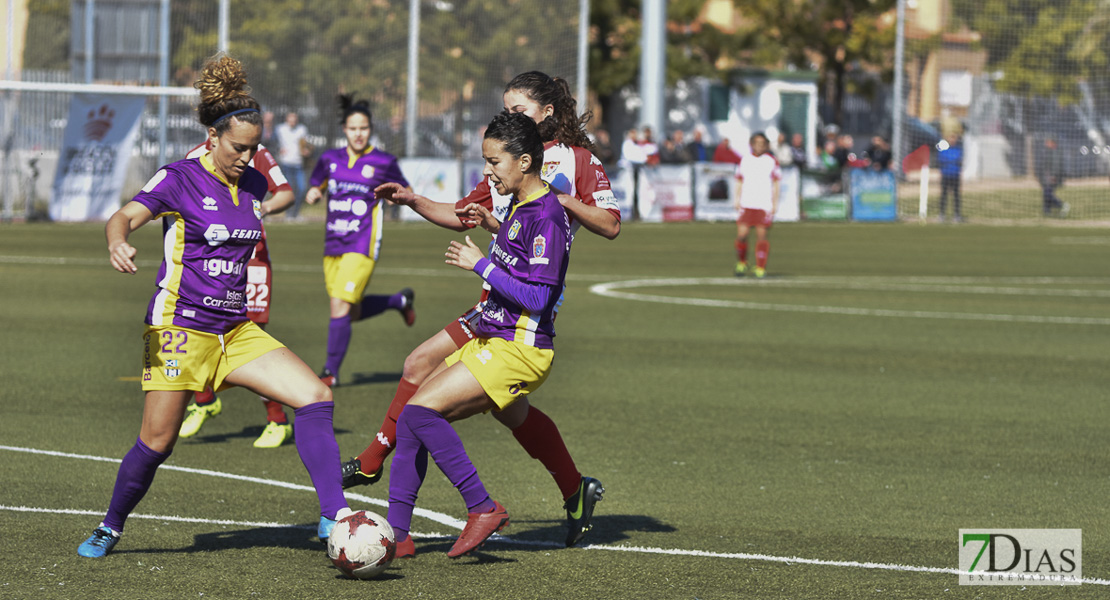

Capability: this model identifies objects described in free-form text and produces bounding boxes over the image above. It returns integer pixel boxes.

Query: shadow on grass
[491,514,677,549]
[344,371,403,387]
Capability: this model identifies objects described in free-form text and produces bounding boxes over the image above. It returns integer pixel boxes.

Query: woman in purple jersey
[385,111,572,560]
[348,71,611,550]
[78,54,351,559]
[305,93,416,388]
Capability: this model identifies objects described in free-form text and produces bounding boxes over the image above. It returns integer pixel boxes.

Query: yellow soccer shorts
[141,321,285,392]
[445,336,554,410]
[324,253,377,304]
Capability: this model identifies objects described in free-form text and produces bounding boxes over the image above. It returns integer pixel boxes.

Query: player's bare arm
[457,202,499,234]
[557,193,620,239]
[304,185,324,205]
[377,182,470,231]
[105,201,154,274]
[261,189,295,216]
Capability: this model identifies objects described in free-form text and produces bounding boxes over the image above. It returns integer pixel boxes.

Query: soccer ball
[326,510,397,579]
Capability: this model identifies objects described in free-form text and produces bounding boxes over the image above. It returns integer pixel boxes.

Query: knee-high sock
[103,437,170,532]
[399,405,493,512]
[356,292,405,322]
[511,406,582,500]
[292,402,348,519]
[736,239,748,262]
[386,427,428,542]
[357,378,419,471]
[755,240,770,269]
[324,315,352,375]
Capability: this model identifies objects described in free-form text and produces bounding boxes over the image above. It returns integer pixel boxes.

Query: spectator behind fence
[789,133,807,168]
[773,132,794,168]
[640,126,661,165]
[660,130,692,164]
[687,128,709,162]
[1036,136,1069,218]
[866,135,892,171]
[593,129,616,166]
[276,111,312,219]
[937,132,964,222]
[619,127,648,170]
[713,137,742,165]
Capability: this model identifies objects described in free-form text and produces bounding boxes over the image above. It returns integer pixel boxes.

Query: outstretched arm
[377,182,469,231]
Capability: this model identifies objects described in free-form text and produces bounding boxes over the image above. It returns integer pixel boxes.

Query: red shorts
[445,302,484,348]
[245,240,272,324]
[737,208,773,228]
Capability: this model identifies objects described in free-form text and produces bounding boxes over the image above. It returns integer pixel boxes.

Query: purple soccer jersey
[308,146,410,257]
[474,186,571,349]
[131,156,268,334]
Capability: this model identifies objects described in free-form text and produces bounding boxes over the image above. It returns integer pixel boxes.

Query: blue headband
[213,108,260,125]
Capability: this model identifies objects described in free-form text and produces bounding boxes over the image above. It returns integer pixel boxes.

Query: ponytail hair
[504,71,596,153]
[338,93,373,128]
[485,111,544,175]
[194,53,261,133]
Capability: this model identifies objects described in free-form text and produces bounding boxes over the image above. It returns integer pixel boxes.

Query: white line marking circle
[589,277,1110,326]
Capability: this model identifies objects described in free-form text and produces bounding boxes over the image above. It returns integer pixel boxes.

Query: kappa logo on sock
[376,431,392,448]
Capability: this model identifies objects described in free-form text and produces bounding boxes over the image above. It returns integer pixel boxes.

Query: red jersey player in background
[176,136,297,448]
[349,71,620,551]
[733,132,781,279]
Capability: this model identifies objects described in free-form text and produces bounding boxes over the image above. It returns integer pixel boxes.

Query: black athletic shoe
[563,476,604,547]
[399,288,416,327]
[341,457,383,489]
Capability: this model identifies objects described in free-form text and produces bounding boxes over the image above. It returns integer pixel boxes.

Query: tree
[951,0,1099,104]
[740,0,897,127]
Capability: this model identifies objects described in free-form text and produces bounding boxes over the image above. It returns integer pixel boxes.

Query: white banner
[636,165,694,222]
[397,157,462,222]
[49,94,144,222]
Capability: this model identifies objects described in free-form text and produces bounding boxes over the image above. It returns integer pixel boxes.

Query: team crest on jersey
[202,196,219,212]
[530,234,549,265]
[507,220,521,240]
[252,198,263,220]
[362,165,376,179]
[542,161,559,179]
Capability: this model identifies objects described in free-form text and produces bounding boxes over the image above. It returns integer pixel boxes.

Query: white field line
[3,445,1107,584]
[590,278,1110,326]
[0,255,618,282]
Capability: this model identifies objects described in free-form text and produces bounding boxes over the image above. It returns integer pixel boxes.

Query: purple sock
[386,432,428,540]
[357,293,402,321]
[103,438,170,532]
[402,405,494,513]
[292,402,348,519]
[324,315,351,374]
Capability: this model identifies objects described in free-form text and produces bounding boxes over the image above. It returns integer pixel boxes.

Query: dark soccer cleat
[318,368,338,388]
[399,288,416,327]
[447,501,509,558]
[341,457,383,489]
[564,476,604,547]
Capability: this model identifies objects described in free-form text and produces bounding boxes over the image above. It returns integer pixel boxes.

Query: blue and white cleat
[78,526,120,558]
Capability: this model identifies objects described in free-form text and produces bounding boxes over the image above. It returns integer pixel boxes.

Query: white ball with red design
[326,510,397,579]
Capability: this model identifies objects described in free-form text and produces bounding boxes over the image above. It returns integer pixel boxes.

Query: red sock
[735,239,748,262]
[512,406,581,501]
[755,240,770,269]
[356,378,419,471]
[263,399,287,424]
[195,387,216,406]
